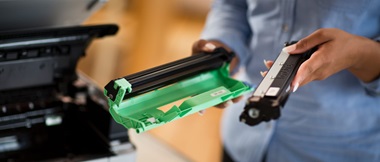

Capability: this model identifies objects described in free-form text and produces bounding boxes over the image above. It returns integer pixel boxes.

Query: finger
[203,42,217,52]
[216,96,244,109]
[291,51,323,91]
[198,110,206,116]
[215,100,233,109]
[192,39,216,54]
[192,39,207,54]
[260,71,268,77]
[232,96,244,103]
[285,28,336,54]
[263,60,274,69]
[291,63,308,92]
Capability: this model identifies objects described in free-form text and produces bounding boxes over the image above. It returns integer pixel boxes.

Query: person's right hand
[192,39,242,109]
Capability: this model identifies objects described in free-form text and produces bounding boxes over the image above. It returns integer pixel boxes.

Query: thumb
[284,29,333,54]
[192,39,216,54]
[284,41,315,54]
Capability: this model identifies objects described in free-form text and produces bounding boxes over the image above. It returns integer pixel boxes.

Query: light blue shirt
[201,0,380,161]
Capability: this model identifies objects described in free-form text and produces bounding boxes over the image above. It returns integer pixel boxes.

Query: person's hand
[192,39,240,72]
[260,59,274,77]
[283,28,380,91]
[192,39,242,108]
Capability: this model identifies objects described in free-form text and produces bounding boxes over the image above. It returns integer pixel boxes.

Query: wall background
[80,0,224,162]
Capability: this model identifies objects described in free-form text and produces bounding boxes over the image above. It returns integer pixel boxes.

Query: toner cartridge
[104,48,252,133]
[240,42,317,126]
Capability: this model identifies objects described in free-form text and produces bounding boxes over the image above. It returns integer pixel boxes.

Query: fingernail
[293,82,299,92]
[204,43,216,51]
[260,71,265,77]
[263,59,267,65]
[284,44,296,53]
[223,100,233,107]
[198,110,205,116]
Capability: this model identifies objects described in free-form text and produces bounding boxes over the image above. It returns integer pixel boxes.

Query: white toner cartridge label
[254,49,289,97]
[266,87,280,97]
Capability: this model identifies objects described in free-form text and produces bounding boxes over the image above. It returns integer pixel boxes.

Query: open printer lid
[0,24,118,92]
[0,0,106,31]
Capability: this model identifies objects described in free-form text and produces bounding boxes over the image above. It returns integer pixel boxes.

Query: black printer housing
[0,25,132,161]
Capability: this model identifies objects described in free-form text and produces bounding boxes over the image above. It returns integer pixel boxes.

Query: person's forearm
[348,38,380,83]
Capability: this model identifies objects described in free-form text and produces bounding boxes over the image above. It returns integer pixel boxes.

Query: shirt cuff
[361,37,380,96]
[360,76,380,96]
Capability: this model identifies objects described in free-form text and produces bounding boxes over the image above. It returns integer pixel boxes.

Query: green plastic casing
[104,63,252,133]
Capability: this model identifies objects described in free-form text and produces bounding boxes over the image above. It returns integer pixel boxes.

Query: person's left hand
[282,28,380,91]
[192,39,243,109]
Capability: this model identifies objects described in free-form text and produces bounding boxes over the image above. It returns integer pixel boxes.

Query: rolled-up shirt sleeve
[360,37,380,96]
[358,36,380,96]
[201,0,252,70]
[360,76,380,96]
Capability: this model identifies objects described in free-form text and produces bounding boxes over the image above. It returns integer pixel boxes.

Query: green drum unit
[104,48,253,133]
